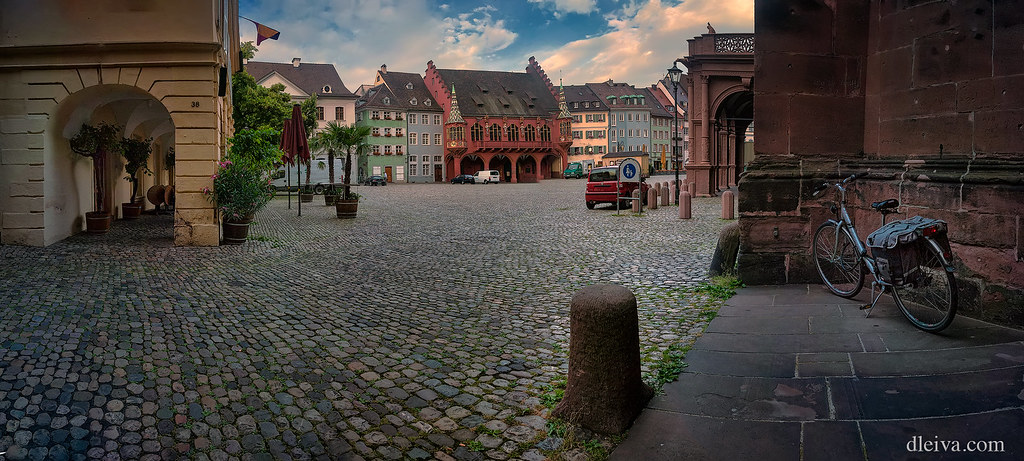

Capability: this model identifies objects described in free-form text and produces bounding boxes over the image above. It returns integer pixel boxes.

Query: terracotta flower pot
[122,202,143,219]
[223,216,253,245]
[335,199,358,219]
[85,211,112,233]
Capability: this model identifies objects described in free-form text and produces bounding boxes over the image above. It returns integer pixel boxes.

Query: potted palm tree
[310,121,346,206]
[69,122,122,232]
[120,136,153,219]
[203,128,279,244]
[335,125,372,219]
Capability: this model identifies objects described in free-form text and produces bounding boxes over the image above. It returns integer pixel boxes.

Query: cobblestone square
[1,179,725,460]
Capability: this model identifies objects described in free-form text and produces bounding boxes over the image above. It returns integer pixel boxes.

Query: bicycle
[810,172,958,332]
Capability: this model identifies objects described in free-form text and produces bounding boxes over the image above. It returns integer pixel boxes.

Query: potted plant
[69,122,122,233]
[203,128,278,244]
[120,136,153,219]
[335,125,372,219]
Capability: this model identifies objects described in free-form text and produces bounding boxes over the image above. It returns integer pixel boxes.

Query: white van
[473,169,501,184]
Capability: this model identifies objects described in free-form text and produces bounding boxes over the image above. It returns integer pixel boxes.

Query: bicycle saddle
[871,199,899,211]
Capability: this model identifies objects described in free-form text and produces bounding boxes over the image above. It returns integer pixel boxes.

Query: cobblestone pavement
[0,178,727,460]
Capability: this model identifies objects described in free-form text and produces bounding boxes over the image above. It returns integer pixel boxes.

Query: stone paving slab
[0,179,726,460]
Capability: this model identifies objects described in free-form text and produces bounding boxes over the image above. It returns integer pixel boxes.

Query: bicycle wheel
[813,222,865,298]
[891,240,957,332]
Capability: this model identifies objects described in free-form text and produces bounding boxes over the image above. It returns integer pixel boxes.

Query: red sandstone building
[423,57,571,183]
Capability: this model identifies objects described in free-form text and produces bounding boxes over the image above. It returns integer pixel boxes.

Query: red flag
[241,17,280,45]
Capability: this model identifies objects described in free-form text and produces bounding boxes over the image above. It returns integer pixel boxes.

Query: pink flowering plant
[203,128,279,221]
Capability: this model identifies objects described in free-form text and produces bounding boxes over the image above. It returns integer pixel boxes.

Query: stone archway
[539,154,562,180]
[488,155,513,182]
[516,156,538,183]
[48,84,175,244]
[460,156,485,175]
[680,31,754,196]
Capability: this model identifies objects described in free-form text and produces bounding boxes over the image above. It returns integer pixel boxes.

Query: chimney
[292,57,301,68]
[381,64,387,74]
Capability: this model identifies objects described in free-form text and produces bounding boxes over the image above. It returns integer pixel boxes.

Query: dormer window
[424,100,431,106]
[410,98,418,105]
[322,85,332,93]
[406,82,414,90]
[383,97,391,105]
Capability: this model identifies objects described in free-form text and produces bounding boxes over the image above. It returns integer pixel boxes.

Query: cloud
[439,6,519,64]
[528,0,598,17]
[534,0,754,86]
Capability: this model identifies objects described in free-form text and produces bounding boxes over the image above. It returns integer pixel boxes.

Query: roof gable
[245,61,355,98]
[436,69,558,117]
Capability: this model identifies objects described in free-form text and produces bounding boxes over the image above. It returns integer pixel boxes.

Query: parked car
[473,170,501,184]
[563,162,584,179]
[584,166,650,209]
[364,175,387,186]
[451,174,475,184]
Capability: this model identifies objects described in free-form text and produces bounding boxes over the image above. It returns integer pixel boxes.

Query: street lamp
[667,62,683,204]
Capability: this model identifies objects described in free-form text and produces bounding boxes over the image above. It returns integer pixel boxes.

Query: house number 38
[191,101,200,108]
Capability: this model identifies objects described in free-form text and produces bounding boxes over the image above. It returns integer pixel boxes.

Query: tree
[69,122,123,215]
[299,94,319,188]
[241,41,258,60]
[340,125,372,200]
[231,71,291,134]
[120,136,154,204]
[310,121,347,189]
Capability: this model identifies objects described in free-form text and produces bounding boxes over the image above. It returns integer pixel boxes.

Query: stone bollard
[552,285,653,434]
[631,189,640,213]
[721,190,735,220]
[647,187,658,210]
[670,183,677,205]
[679,190,692,219]
[688,181,696,198]
[660,183,669,206]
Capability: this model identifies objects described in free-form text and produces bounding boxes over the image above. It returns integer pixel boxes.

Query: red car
[585,166,651,209]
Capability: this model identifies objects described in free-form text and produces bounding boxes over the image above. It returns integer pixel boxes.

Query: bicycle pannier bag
[865,216,948,285]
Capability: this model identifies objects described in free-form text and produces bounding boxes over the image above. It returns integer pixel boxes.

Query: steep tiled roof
[641,88,673,118]
[375,71,442,112]
[585,80,651,108]
[245,61,355,98]
[434,69,558,117]
[562,85,606,112]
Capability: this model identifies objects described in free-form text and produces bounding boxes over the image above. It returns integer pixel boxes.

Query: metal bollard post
[679,190,691,219]
[721,190,735,220]
[552,285,653,433]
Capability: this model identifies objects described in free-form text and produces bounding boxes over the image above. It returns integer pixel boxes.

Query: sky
[239,0,753,92]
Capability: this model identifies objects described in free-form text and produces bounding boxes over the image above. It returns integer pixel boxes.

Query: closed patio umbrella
[279,104,310,215]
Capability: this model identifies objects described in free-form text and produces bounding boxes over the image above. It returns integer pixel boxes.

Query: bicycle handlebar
[813,172,869,198]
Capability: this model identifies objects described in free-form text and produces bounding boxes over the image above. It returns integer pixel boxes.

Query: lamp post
[667,63,683,204]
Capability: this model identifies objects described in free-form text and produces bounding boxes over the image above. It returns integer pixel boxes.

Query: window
[424,100,431,106]
[573,131,583,139]
[409,133,418,144]
[409,155,417,162]
[396,145,403,154]
[539,125,551,142]
[610,130,616,140]
[506,125,519,142]
[643,129,648,138]
[627,113,633,121]
[357,112,363,122]
[410,98,418,105]
[396,128,403,137]
[372,145,380,154]
[618,113,624,121]
[335,107,344,120]
[384,127,392,137]
[408,114,416,124]
[422,133,430,145]
[316,107,324,120]
[372,110,380,120]
[619,129,624,137]
[372,127,380,136]
[410,164,417,176]
[383,111,392,120]
[384,145,392,155]
[434,134,441,145]
[573,115,582,123]
[434,115,442,125]
[488,124,502,141]
[406,82,414,90]
[643,113,649,122]
[584,101,590,108]
[471,123,484,141]
[434,156,441,162]
[422,114,429,124]
[448,125,464,141]
[383,97,390,105]
[524,125,536,142]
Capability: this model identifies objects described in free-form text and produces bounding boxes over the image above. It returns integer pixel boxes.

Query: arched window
[488,124,502,141]
[560,121,570,139]
[471,123,484,141]
[539,125,551,142]
[524,125,536,142]
[448,125,464,141]
[506,125,519,142]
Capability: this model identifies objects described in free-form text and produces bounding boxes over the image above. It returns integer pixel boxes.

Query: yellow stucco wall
[0,0,239,247]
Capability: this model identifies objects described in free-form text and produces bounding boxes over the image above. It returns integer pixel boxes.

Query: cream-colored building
[246,59,357,131]
[0,0,240,247]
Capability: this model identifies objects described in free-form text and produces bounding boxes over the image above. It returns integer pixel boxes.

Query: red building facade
[423,58,571,183]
